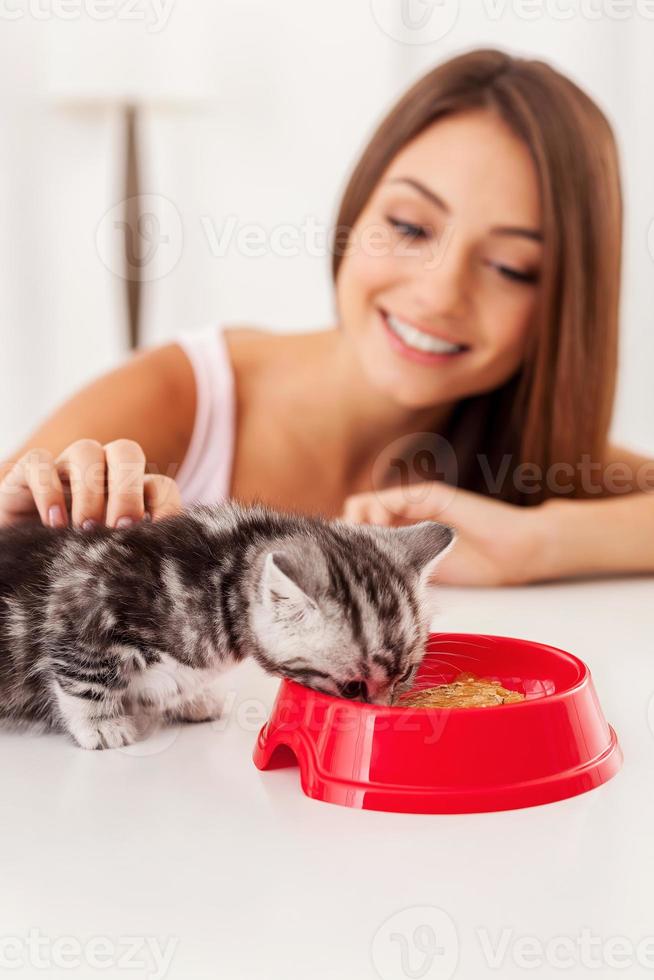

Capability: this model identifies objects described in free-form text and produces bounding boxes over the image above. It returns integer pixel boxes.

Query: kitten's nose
[340,680,368,702]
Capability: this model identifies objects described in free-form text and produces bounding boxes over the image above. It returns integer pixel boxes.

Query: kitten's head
[248,519,456,705]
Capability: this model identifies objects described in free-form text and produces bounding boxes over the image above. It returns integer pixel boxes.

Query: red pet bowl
[253,632,622,814]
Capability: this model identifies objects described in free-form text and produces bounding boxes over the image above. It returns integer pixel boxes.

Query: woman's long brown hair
[331,49,622,505]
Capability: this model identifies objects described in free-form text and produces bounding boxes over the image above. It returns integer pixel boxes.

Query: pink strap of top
[171,323,235,506]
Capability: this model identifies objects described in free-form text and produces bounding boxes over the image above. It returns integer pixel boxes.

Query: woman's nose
[412,237,470,321]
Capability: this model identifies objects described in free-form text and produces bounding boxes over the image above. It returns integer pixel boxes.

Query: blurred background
[1,0,653,456]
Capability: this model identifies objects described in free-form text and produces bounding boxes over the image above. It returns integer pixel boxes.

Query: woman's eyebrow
[386,177,450,213]
[490,225,543,243]
[385,176,543,242]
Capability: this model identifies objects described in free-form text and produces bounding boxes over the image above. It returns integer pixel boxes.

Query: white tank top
[170,323,235,507]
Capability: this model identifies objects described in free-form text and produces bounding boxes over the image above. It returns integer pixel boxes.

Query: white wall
[1,0,652,457]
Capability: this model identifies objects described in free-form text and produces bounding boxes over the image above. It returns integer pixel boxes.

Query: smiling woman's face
[335,108,543,408]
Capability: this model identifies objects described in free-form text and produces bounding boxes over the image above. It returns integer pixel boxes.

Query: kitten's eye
[397,665,415,685]
[340,680,368,701]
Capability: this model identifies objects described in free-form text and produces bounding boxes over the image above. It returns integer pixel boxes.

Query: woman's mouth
[378,308,470,365]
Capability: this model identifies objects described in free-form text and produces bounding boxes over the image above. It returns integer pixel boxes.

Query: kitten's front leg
[162,669,227,725]
[49,650,138,750]
[51,680,137,750]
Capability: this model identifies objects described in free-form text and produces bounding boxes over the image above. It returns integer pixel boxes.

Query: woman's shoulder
[220,321,276,359]
[170,321,272,378]
[220,322,309,380]
[170,320,326,396]
[166,320,280,420]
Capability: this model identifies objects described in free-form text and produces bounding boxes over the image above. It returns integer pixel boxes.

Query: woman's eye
[490,261,539,284]
[386,216,430,241]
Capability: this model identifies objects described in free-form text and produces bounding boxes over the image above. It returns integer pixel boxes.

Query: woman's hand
[0,438,183,529]
[341,481,549,586]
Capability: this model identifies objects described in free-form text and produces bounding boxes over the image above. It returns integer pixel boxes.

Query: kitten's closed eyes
[0,501,455,748]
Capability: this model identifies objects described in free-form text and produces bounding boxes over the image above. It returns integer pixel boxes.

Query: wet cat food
[400,671,525,708]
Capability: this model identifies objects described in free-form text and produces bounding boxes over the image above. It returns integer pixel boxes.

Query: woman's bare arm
[537,490,654,580]
[342,473,654,586]
[0,342,196,527]
[0,342,196,479]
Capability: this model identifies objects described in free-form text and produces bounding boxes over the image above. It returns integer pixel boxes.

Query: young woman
[1,49,653,586]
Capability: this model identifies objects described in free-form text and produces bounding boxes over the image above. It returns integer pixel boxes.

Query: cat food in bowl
[399,670,525,708]
[253,632,622,814]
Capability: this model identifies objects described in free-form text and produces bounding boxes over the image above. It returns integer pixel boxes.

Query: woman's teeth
[385,312,465,354]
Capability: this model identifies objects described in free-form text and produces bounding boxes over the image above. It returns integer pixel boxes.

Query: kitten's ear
[392,521,457,577]
[260,551,318,617]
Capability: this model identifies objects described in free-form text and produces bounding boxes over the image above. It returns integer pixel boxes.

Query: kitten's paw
[71,715,138,750]
[166,690,225,724]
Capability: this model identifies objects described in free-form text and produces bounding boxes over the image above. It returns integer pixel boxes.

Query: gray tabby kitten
[0,501,455,749]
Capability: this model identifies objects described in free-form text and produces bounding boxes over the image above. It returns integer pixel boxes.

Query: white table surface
[2,574,654,980]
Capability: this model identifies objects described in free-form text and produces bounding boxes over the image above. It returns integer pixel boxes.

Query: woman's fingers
[342,481,547,586]
[143,474,183,521]
[104,439,147,528]
[342,481,488,530]
[342,485,428,525]
[1,449,70,528]
[342,485,431,526]
[0,439,184,530]
[341,493,390,526]
[64,439,180,527]
[55,438,107,528]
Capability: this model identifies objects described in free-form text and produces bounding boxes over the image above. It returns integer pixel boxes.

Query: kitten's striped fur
[0,501,455,749]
